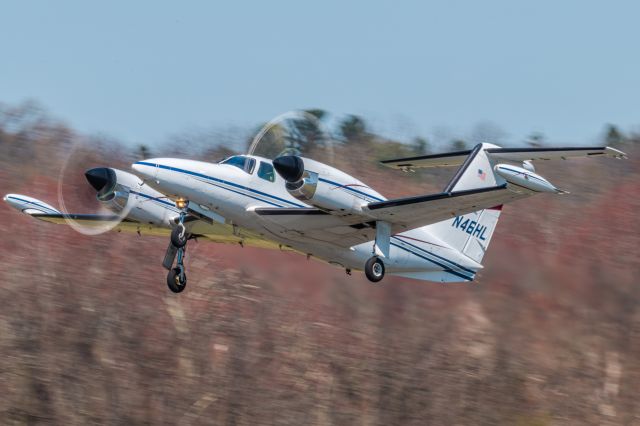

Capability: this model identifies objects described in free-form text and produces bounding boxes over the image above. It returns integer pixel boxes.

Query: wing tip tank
[604,146,628,159]
[3,193,61,215]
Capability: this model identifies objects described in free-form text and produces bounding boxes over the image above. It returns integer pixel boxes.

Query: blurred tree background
[0,100,639,425]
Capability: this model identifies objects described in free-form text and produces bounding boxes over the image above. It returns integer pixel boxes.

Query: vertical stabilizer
[426,143,504,263]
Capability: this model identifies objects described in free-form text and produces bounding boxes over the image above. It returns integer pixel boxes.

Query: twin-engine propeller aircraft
[4,143,626,293]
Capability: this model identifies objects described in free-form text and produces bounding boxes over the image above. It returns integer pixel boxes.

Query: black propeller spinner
[272,155,305,182]
[85,167,117,198]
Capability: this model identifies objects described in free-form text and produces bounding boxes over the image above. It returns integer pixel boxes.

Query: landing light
[175,199,188,209]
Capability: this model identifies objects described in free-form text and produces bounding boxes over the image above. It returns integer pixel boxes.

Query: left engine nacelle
[85,167,173,226]
[86,168,134,213]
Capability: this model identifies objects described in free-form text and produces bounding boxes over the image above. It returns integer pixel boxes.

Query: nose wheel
[364,256,385,283]
[167,265,187,293]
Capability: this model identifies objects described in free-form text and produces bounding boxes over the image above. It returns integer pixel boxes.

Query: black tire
[171,225,188,248]
[364,256,385,283]
[167,267,187,293]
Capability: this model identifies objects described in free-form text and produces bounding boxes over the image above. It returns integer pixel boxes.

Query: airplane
[4,143,627,293]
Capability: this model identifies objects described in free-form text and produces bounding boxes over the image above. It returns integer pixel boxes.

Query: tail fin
[442,143,501,192]
[426,143,504,263]
[426,205,502,263]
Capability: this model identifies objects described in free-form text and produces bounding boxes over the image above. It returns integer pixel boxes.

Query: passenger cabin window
[221,156,255,174]
[257,161,275,182]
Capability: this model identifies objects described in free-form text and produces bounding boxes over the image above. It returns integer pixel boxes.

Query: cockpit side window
[221,156,256,174]
[257,161,275,182]
[245,158,256,174]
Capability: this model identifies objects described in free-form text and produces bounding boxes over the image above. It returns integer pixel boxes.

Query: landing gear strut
[365,220,389,283]
[364,256,385,283]
[164,209,190,293]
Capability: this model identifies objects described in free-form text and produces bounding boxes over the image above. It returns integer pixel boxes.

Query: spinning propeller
[56,140,134,236]
[247,110,334,165]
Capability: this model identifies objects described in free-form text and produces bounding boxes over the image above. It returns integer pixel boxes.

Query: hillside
[0,106,639,425]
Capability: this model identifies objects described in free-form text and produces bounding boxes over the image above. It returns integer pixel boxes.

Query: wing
[5,193,280,250]
[254,184,534,247]
[381,146,627,169]
[33,212,281,249]
[188,216,282,249]
[31,212,153,231]
[254,207,374,247]
[3,191,171,236]
[485,146,627,162]
[363,184,533,234]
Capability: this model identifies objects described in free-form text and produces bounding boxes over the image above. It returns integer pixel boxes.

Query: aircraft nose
[131,161,157,180]
[85,167,116,192]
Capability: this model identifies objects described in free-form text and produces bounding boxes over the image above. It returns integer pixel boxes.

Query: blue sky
[1,1,638,147]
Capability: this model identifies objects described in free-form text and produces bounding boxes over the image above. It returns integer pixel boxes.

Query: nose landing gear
[167,264,187,293]
[163,208,190,293]
[171,222,188,248]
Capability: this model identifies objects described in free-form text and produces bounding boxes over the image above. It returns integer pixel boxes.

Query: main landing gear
[364,220,389,283]
[163,208,190,293]
[362,220,389,283]
[364,256,385,283]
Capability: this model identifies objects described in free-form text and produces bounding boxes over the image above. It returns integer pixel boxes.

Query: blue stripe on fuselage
[188,175,284,207]
[391,236,476,278]
[135,162,305,208]
[391,235,476,276]
[390,242,475,281]
[318,177,384,202]
[129,190,181,212]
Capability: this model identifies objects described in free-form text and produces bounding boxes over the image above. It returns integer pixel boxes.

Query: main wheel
[364,256,385,283]
[171,225,188,248]
[167,267,187,293]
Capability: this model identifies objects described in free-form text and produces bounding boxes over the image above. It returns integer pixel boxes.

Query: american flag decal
[478,168,486,181]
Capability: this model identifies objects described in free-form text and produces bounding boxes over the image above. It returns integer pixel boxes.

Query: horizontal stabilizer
[380,150,472,170]
[381,146,627,170]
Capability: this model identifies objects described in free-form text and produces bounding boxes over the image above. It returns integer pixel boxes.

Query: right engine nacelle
[273,156,383,215]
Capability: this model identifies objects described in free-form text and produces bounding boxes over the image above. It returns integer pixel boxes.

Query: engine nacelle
[87,167,134,213]
[85,167,174,226]
[273,156,382,214]
[285,170,319,201]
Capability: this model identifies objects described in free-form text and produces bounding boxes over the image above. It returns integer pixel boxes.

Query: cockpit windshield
[220,156,256,174]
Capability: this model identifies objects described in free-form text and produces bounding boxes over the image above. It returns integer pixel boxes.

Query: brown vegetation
[0,102,639,425]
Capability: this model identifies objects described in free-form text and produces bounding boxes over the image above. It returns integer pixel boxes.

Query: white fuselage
[131,155,481,282]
